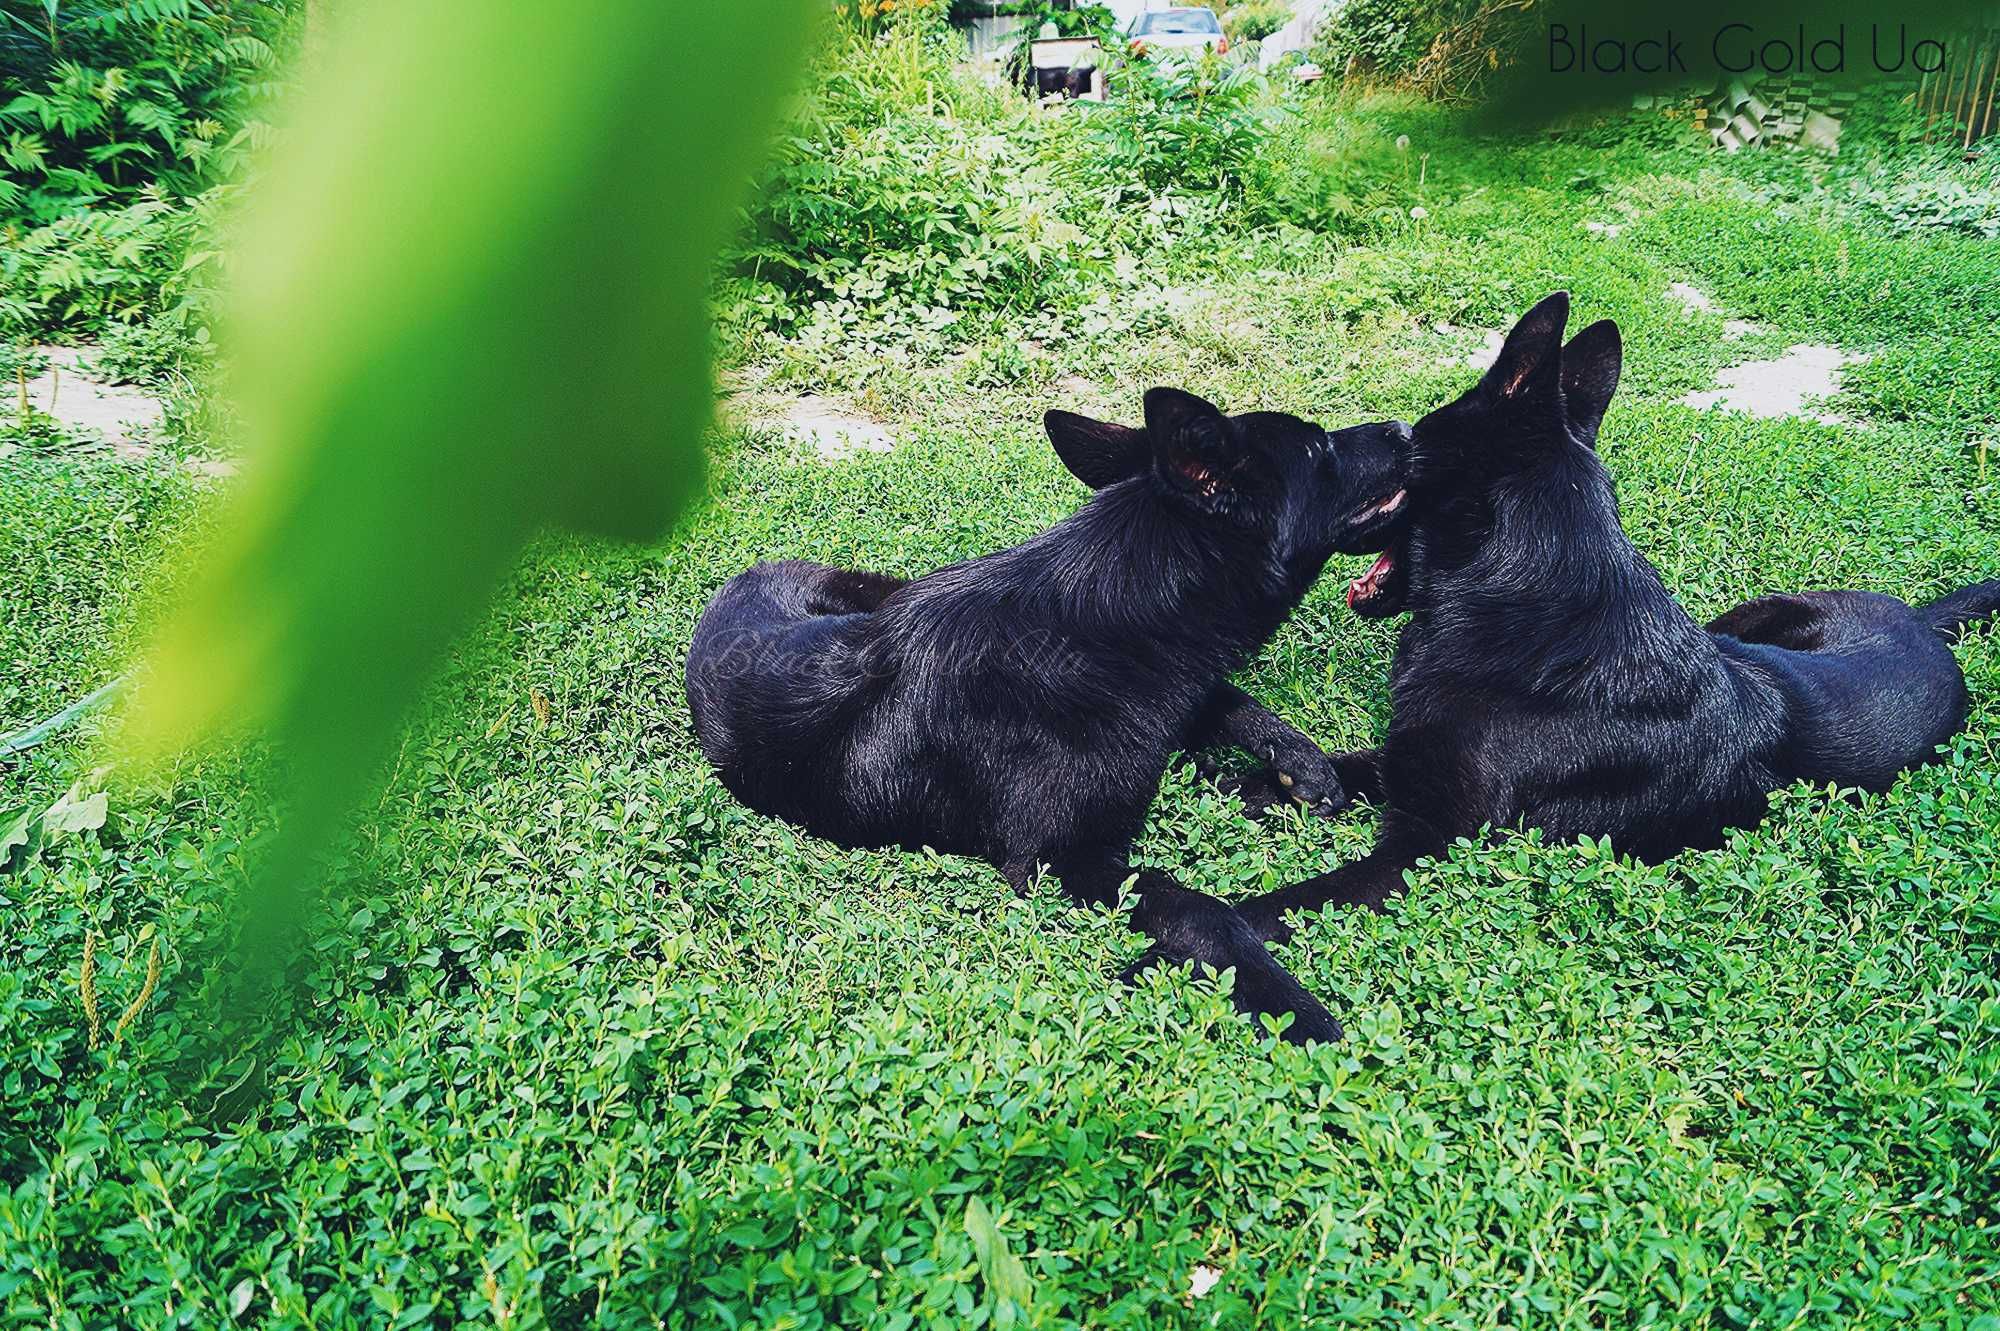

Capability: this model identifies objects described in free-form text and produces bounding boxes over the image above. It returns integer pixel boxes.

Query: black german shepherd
[1230,292,2000,974]
[686,389,1410,1042]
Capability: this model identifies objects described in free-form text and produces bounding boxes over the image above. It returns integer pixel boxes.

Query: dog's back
[686,521,1225,863]
[1713,585,1991,793]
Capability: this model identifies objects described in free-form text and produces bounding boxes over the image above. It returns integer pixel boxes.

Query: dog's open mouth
[1352,488,1406,524]
[1347,538,1409,617]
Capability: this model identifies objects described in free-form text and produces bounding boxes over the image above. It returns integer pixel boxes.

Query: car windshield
[1133,9,1221,35]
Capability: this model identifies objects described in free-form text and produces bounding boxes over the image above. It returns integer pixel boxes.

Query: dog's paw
[1258,744,1350,817]
[1117,908,1342,1046]
[1208,771,1278,816]
[1216,768,1348,821]
[1274,997,1344,1047]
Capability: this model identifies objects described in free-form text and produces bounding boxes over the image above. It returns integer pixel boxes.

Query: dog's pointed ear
[1483,290,1570,403]
[1143,387,1233,507]
[1043,410,1149,489]
[1561,319,1622,447]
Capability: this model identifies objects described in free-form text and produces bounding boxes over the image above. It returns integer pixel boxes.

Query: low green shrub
[1682,97,2000,242]
[93,306,212,384]
[1084,53,1277,202]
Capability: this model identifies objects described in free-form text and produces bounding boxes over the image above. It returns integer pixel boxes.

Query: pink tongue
[1347,551,1394,609]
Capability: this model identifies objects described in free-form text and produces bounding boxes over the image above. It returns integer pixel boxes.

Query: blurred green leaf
[123,0,817,904]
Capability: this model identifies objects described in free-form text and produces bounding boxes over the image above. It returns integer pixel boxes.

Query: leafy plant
[1223,0,1292,43]
[0,0,294,222]
[1003,0,1118,43]
[728,27,1102,336]
[1087,52,1278,200]
[0,341,48,380]
[0,185,221,338]
[834,0,949,37]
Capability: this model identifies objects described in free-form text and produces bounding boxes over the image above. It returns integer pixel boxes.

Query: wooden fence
[1917,27,2000,148]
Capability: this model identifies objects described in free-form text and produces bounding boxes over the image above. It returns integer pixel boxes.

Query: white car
[1126,7,1228,57]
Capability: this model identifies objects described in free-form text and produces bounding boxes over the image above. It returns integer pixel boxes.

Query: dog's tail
[1920,579,2000,639]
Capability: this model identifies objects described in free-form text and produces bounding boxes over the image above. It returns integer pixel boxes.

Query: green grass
[2,103,1999,1329]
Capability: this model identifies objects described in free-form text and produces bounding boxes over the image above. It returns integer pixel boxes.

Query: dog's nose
[1389,421,1413,442]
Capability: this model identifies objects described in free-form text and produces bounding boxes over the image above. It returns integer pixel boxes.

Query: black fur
[1231,293,1999,1000]
[686,390,1411,1043]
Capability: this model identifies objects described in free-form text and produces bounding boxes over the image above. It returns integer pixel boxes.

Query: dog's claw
[1278,772,1295,788]
[1214,772,1348,822]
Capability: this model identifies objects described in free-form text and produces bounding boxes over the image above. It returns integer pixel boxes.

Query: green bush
[1086,54,1277,202]
[1314,0,1532,98]
[1314,0,1425,75]
[1223,0,1292,43]
[0,185,223,343]
[92,300,212,382]
[0,0,294,223]
[725,29,1103,337]
[0,2,289,350]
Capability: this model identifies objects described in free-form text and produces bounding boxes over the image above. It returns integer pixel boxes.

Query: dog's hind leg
[1001,853,1040,898]
[1185,684,1349,818]
[1920,579,2000,638]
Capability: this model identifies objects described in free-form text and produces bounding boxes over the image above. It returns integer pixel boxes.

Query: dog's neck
[1400,454,1717,704]
[965,479,1293,677]
[878,479,1310,702]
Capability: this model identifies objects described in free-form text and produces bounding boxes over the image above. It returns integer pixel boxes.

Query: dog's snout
[1387,420,1413,443]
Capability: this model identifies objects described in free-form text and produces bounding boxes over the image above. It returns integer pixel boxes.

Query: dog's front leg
[1038,851,1343,1043]
[1330,749,1386,804]
[1233,818,1443,944]
[1186,683,1348,818]
[1117,867,1342,1045]
[1002,846,1138,908]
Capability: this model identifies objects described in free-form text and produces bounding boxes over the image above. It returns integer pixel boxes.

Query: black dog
[1228,292,1999,977]
[686,389,1410,1041]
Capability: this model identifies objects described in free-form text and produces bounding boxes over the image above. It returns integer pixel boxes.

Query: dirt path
[8,346,165,456]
